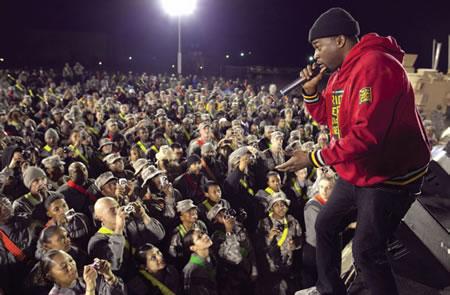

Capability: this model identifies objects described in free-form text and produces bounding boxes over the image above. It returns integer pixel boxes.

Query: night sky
[0,0,449,72]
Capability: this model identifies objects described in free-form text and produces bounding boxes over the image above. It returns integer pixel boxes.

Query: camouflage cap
[41,155,65,168]
[95,171,117,189]
[176,199,197,213]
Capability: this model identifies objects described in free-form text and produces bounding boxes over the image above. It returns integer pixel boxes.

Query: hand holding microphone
[301,63,327,96]
[279,62,327,96]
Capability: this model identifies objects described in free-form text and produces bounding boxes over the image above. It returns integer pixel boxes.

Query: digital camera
[118,178,128,188]
[224,208,247,223]
[90,260,101,270]
[124,203,136,214]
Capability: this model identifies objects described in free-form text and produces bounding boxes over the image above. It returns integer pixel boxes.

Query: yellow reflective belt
[177,224,187,238]
[264,187,275,196]
[202,200,213,211]
[119,113,126,121]
[183,130,191,141]
[43,145,52,153]
[139,270,175,295]
[87,126,99,136]
[98,226,115,235]
[137,141,148,153]
[15,83,24,92]
[292,179,302,195]
[24,193,41,206]
[269,213,288,247]
[277,218,288,247]
[239,179,254,196]
[69,145,88,164]
[28,89,34,96]
[98,226,131,252]
[164,134,173,145]
[151,145,159,153]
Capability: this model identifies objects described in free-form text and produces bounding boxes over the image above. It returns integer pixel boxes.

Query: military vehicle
[403,53,450,118]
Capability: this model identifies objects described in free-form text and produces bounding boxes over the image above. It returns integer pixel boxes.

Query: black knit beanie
[186,154,201,168]
[308,7,360,42]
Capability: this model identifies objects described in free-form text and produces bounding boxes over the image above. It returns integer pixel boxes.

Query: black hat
[186,154,201,168]
[308,7,360,42]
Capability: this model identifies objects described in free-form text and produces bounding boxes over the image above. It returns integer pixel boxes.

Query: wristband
[302,90,320,104]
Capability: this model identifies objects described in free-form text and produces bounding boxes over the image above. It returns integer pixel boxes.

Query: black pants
[302,242,318,289]
[315,178,415,295]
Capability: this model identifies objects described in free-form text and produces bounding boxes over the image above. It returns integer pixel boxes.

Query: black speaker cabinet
[388,197,450,289]
[422,160,450,197]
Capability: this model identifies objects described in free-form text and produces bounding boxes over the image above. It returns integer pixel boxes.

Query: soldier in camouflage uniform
[168,199,208,270]
[208,203,258,295]
[256,193,302,295]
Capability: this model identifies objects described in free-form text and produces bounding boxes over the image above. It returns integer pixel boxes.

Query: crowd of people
[0,62,447,295]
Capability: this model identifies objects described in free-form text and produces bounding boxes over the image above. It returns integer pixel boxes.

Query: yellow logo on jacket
[359,87,372,104]
[331,89,344,139]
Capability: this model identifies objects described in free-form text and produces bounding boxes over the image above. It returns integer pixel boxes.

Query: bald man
[58,161,100,219]
[88,197,165,282]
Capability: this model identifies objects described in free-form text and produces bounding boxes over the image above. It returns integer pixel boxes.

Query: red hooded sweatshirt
[304,33,430,187]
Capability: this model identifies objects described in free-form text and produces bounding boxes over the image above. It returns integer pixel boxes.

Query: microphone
[279,63,321,96]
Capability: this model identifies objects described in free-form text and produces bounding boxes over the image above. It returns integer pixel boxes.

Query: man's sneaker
[294,286,321,295]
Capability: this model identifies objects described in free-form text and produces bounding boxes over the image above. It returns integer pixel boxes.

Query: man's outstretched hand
[276,150,311,172]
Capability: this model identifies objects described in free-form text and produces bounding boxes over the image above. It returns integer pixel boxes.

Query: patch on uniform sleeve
[359,87,372,104]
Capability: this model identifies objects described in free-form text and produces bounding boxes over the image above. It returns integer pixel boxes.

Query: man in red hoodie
[277,7,431,295]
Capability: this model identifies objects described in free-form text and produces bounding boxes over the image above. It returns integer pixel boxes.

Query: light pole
[177,16,182,75]
[161,0,197,75]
